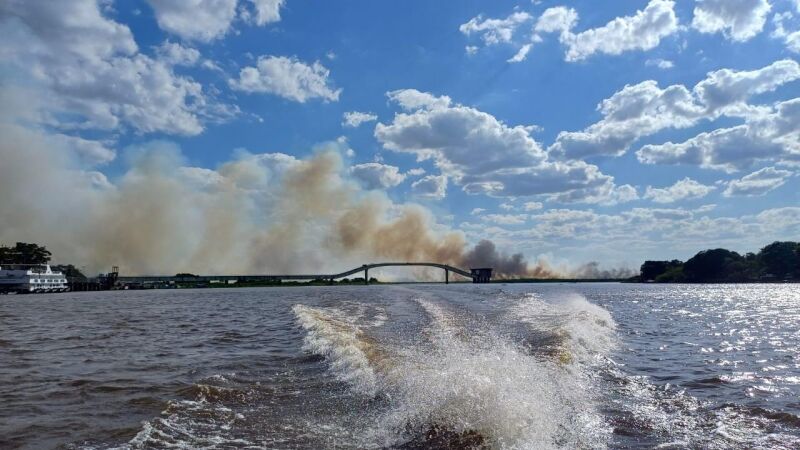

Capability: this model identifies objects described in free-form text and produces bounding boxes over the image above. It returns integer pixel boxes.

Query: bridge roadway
[115,262,481,285]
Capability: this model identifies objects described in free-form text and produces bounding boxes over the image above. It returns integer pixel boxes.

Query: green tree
[0,242,52,265]
[640,260,683,281]
[757,241,800,279]
[683,249,743,282]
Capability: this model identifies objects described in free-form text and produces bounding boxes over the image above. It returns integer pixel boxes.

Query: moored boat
[0,264,69,293]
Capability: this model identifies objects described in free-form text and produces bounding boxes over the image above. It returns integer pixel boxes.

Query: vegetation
[0,242,52,265]
[637,241,800,283]
[52,264,87,280]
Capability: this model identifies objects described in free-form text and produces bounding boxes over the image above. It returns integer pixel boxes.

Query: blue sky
[1,0,799,275]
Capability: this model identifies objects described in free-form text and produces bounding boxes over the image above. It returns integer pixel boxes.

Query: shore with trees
[634,241,800,283]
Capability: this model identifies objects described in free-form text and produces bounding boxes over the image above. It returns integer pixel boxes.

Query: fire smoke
[0,115,624,279]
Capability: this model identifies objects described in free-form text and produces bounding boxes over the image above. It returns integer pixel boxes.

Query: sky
[0,0,799,276]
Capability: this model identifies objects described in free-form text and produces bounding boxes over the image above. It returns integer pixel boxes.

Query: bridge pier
[445,269,449,284]
[364,267,369,285]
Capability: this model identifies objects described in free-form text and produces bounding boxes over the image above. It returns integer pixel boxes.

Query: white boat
[0,264,69,293]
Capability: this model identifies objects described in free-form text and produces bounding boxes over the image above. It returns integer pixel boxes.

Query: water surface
[1,283,799,449]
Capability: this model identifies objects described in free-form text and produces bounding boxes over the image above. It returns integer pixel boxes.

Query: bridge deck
[115,262,478,283]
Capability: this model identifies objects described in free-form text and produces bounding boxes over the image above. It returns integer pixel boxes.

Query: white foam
[364,298,611,449]
[292,304,382,396]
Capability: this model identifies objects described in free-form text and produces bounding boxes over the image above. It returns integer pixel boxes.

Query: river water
[1,283,799,449]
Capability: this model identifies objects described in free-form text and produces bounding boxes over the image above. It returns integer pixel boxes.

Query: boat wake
[292,291,616,449]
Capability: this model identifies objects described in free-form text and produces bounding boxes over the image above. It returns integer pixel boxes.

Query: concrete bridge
[115,262,493,286]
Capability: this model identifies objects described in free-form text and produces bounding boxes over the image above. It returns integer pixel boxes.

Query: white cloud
[406,168,426,177]
[644,177,715,203]
[241,0,284,26]
[534,0,678,62]
[507,43,533,63]
[156,41,201,66]
[342,111,378,128]
[411,175,448,199]
[459,11,531,46]
[146,0,238,42]
[145,0,284,42]
[771,11,800,53]
[646,58,674,69]
[567,0,678,61]
[386,89,452,111]
[230,56,341,102]
[481,214,528,225]
[535,7,578,36]
[518,206,800,256]
[376,89,634,203]
[523,201,544,211]
[465,45,479,55]
[723,166,793,196]
[471,208,487,215]
[692,0,771,42]
[0,0,234,136]
[349,163,406,190]
[499,203,515,211]
[551,59,800,159]
[637,97,800,171]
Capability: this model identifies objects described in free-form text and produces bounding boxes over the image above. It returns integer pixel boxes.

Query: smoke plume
[0,112,623,279]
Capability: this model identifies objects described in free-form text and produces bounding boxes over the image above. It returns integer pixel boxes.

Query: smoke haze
[0,112,628,279]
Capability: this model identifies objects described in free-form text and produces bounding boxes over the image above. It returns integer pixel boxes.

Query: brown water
[1,284,799,449]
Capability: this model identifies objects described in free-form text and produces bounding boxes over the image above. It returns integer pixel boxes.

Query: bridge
[114,262,493,286]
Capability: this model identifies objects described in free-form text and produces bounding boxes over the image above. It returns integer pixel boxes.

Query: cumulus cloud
[145,0,284,42]
[155,41,201,66]
[350,163,406,190]
[481,205,800,265]
[481,214,528,225]
[342,111,378,128]
[376,89,633,203]
[507,43,533,63]
[535,6,578,36]
[411,175,448,199]
[0,0,235,136]
[637,97,800,171]
[146,0,239,42]
[563,0,679,61]
[644,177,715,203]
[459,11,531,46]
[646,58,674,69]
[551,59,800,159]
[692,0,771,42]
[723,166,793,196]
[523,201,544,211]
[771,11,800,53]
[532,0,678,62]
[230,56,341,102]
[240,0,285,26]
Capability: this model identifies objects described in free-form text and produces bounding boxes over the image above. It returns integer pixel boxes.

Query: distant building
[0,264,68,293]
[470,267,493,283]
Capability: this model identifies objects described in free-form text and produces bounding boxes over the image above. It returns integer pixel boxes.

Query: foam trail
[372,298,610,449]
[292,304,388,396]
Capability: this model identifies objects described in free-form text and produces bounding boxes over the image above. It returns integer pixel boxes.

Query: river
[1,283,799,449]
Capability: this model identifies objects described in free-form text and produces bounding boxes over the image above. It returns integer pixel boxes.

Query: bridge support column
[365,268,369,285]
[445,269,449,284]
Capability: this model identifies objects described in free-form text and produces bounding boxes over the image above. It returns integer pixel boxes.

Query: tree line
[0,242,86,279]
[637,241,800,282]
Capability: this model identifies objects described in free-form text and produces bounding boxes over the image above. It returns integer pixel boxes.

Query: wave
[292,304,390,396]
[293,295,614,449]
